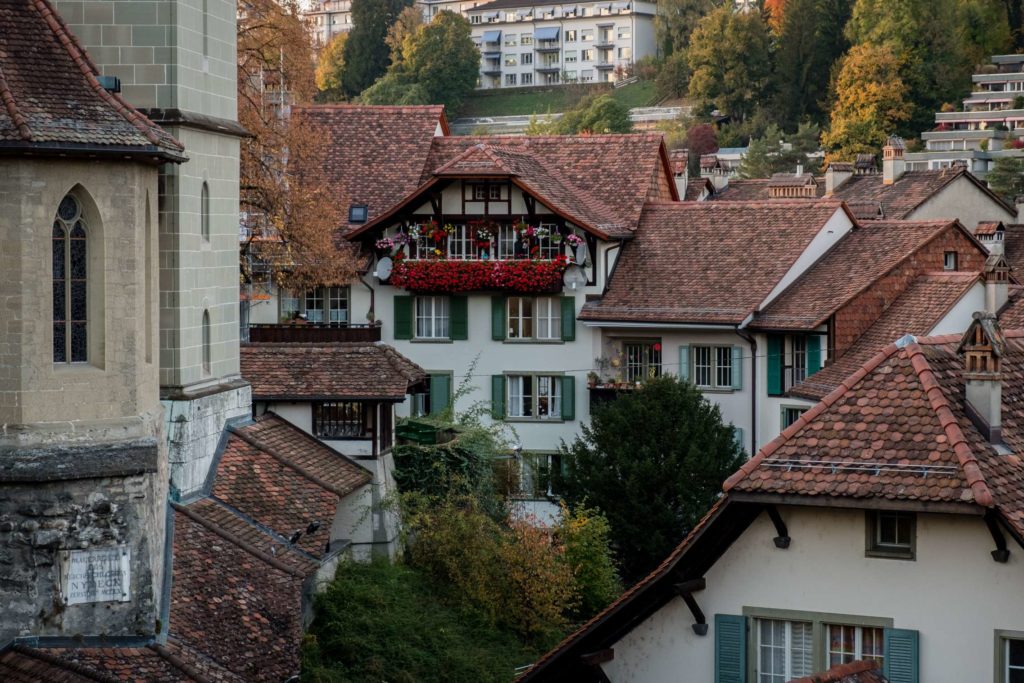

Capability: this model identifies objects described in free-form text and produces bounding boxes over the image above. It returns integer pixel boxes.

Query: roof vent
[348,204,368,224]
[97,75,121,93]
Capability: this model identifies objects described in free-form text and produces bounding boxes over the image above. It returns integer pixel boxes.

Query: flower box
[389,256,569,294]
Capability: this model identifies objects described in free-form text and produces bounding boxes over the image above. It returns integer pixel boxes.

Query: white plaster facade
[602,505,1024,683]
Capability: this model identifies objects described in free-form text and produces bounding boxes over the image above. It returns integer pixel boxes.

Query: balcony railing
[246,322,382,344]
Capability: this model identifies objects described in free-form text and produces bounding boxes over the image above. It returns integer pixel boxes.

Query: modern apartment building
[468,0,656,88]
[304,0,480,47]
[907,54,1024,178]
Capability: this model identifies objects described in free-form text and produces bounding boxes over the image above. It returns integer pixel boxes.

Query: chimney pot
[958,312,1006,444]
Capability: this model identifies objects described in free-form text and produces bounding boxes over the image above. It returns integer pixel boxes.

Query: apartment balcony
[482,67,502,76]
[595,62,615,70]
[535,43,561,53]
[535,64,561,73]
[246,322,382,344]
[595,41,615,49]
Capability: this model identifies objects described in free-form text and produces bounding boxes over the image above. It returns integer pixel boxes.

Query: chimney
[984,253,1011,314]
[825,162,854,196]
[958,312,1006,444]
[796,163,804,177]
[882,135,906,185]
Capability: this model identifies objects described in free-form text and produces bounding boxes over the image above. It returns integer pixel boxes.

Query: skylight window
[349,204,368,224]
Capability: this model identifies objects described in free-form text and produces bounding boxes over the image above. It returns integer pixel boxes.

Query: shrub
[556,503,621,619]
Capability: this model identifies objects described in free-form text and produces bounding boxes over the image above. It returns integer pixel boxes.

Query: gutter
[735,313,757,455]
[360,271,376,323]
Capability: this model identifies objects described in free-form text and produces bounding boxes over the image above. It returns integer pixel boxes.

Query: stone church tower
[0,0,186,643]
[55,0,252,496]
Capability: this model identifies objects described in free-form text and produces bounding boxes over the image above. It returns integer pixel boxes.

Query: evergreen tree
[655,0,719,55]
[986,157,1024,202]
[687,5,773,121]
[342,0,411,97]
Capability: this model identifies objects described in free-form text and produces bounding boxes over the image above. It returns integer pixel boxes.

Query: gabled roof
[579,200,848,325]
[290,104,448,231]
[0,0,184,161]
[348,134,676,241]
[751,220,983,331]
[241,342,427,401]
[710,178,772,201]
[831,168,1017,220]
[790,272,980,400]
[684,177,715,201]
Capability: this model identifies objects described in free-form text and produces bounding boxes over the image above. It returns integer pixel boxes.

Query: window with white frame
[447,224,479,260]
[505,34,517,46]
[520,33,533,45]
[826,624,884,669]
[999,634,1024,683]
[582,48,595,61]
[507,297,561,340]
[564,50,578,63]
[581,69,594,82]
[565,29,577,41]
[522,72,533,85]
[415,295,449,339]
[505,73,518,86]
[793,335,808,383]
[507,374,562,419]
[617,26,630,39]
[497,224,520,259]
[537,222,561,259]
[757,619,813,683]
[581,29,593,41]
[781,405,806,429]
[282,286,349,323]
[866,511,916,559]
[625,341,662,382]
[692,345,732,389]
[522,52,533,64]
[505,54,517,66]
[618,46,632,59]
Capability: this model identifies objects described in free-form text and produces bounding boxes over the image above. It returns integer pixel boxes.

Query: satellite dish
[563,264,587,290]
[375,256,393,281]
[574,242,588,265]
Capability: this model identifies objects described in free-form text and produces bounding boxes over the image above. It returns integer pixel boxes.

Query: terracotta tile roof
[290,105,447,231]
[0,0,184,160]
[789,659,888,683]
[1004,225,1024,276]
[831,168,1015,219]
[37,640,247,683]
[241,341,426,400]
[751,220,969,330]
[791,272,979,400]
[169,504,307,683]
[998,286,1024,328]
[711,178,772,201]
[768,172,819,189]
[722,332,1024,526]
[684,177,714,201]
[0,646,100,682]
[976,221,1004,236]
[210,415,370,558]
[579,200,847,325]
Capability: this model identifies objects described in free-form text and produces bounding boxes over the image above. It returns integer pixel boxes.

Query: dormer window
[944,251,958,271]
[349,204,368,224]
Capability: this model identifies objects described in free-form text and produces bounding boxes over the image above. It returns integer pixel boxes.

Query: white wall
[911,175,1017,232]
[930,281,987,335]
[603,505,1024,683]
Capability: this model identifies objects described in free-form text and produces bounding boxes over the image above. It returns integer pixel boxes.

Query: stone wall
[0,441,167,644]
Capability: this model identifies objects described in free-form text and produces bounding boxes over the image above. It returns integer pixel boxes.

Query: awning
[536,26,560,40]
[482,30,501,42]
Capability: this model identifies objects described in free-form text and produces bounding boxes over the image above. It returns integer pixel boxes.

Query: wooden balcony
[246,322,382,344]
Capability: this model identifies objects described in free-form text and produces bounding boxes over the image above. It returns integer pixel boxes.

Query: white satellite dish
[574,242,588,265]
[563,264,587,290]
[375,256,393,281]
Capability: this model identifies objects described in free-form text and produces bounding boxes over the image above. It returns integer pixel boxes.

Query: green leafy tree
[401,11,480,111]
[655,50,691,100]
[1005,0,1024,50]
[314,33,348,101]
[655,0,719,55]
[822,43,912,162]
[556,94,632,134]
[687,5,773,121]
[556,503,621,619]
[957,0,1013,70]
[341,0,411,97]
[557,375,745,582]
[986,157,1024,201]
[738,122,822,178]
[358,72,431,105]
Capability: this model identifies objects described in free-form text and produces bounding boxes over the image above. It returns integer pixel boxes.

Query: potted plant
[587,371,600,388]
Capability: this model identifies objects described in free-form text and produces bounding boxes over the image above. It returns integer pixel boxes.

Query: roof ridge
[10,644,121,683]
[902,342,994,507]
[724,342,902,491]
[146,643,215,683]
[0,64,31,140]
[171,501,307,578]
[30,0,183,153]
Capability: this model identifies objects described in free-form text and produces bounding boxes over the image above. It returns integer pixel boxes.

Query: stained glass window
[53,195,87,363]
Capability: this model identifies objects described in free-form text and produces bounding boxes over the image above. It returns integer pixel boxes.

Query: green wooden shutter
[731,346,743,390]
[450,296,469,340]
[679,345,690,382]
[429,374,451,416]
[492,296,507,340]
[807,335,822,377]
[715,614,746,683]
[560,375,575,420]
[560,297,576,341]
[394,296,413,340]
[883,628,919,683]
[766,334,784,396]
[491,375,505,420]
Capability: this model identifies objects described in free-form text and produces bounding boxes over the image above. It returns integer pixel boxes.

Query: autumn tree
[385,4,425,65]
[821,43,912,162]
[238,0,357,293]
[685,122,719,175]
[764,0,787,32]
[341,0,411,97]
[655,0,718,55]
[314,32,347,101]
[687,5,773,121]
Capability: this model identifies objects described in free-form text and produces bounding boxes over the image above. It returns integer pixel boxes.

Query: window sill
[410,338,453,344]
[502,339,565,345]
[865,548,915,561]
[695,386,736,394]
[502,417,566,424]
[53,362,102,374]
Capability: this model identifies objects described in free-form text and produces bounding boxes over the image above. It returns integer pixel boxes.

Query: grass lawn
[457,80,658,118]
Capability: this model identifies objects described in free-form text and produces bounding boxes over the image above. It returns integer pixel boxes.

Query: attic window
[944,251,958,271]
[349,204,368,224]
[866,511,915,560]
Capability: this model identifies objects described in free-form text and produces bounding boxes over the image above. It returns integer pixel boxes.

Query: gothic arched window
[53,194,88,363]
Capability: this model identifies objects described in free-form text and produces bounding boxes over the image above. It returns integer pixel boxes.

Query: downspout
[735,313,757,455]
[360,270,376,324]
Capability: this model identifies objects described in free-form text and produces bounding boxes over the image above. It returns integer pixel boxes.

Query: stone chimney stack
[984,253,1011,314]
[958,312,1006,444]
[882,135,906,185]
[825,162,854,196]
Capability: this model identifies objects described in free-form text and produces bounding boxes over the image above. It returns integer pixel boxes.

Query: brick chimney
[958,312,1006,444]
[825,162,854,195]
[984,253,1011,314]
[882,135,906,185]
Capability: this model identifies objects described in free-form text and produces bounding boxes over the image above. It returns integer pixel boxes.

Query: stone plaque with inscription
[60,546,131,605]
